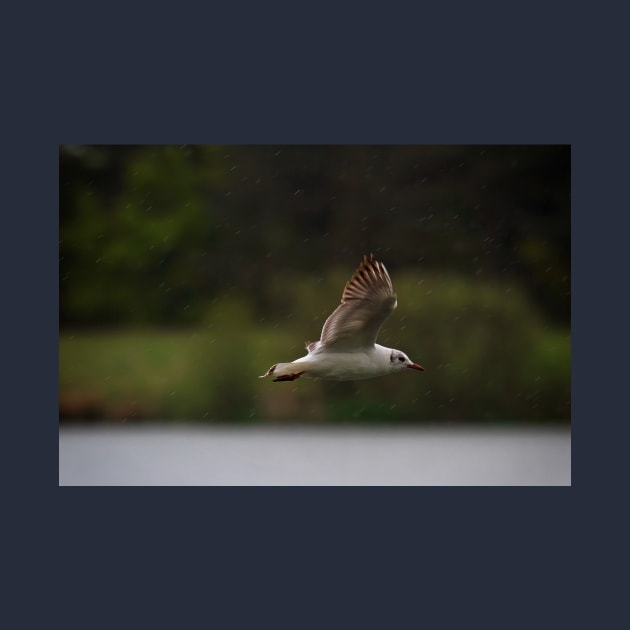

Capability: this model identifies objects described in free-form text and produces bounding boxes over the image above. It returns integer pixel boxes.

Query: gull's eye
[398,356,404,362]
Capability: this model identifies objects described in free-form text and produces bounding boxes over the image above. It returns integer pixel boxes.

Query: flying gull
[260,254,424,381]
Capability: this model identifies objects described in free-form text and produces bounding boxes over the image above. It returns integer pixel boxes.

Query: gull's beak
[407,362,425,371]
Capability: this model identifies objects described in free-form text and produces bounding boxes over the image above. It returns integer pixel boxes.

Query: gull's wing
[308,254,397,353]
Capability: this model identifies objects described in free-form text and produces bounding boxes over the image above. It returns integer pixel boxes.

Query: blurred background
[59,144,570,426]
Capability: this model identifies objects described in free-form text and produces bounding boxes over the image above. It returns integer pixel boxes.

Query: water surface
[59,424,571,486]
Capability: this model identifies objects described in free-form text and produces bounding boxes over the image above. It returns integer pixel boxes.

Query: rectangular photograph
[59,145,571,485]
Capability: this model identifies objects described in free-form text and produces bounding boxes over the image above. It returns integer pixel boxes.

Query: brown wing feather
[315,254,397,351]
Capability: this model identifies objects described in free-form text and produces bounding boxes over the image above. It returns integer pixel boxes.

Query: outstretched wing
[309,254,397,353]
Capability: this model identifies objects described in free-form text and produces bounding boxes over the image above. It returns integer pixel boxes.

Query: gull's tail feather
[259,362,306,382]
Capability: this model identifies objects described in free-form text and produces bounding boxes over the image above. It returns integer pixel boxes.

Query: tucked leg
[273,371,305,382]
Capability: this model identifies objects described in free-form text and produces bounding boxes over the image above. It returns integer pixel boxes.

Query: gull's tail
[259,362,306,382]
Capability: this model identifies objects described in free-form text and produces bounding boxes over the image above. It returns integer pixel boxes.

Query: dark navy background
[6,2,622,629]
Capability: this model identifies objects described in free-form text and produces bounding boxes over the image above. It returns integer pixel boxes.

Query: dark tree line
[60,144,570,327]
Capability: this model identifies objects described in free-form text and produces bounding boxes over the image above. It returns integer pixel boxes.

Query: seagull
[260,254,424,382]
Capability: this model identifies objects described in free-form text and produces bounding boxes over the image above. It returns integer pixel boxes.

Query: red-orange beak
[408,362,425,371]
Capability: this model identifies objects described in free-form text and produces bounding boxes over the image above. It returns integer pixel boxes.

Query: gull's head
[389,349,425,373]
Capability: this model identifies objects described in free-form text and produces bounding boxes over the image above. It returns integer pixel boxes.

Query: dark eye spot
[398,356,404,362]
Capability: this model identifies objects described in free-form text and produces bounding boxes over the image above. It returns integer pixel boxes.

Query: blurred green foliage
[59,144,570,423]
[60,146,220,324]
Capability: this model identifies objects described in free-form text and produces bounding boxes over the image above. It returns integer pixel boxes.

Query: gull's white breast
[293,344,392,381]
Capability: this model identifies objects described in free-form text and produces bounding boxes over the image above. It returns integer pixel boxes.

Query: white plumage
[260,255,424,382]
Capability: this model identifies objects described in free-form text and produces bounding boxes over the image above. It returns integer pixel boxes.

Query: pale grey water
[59,424,570,486]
